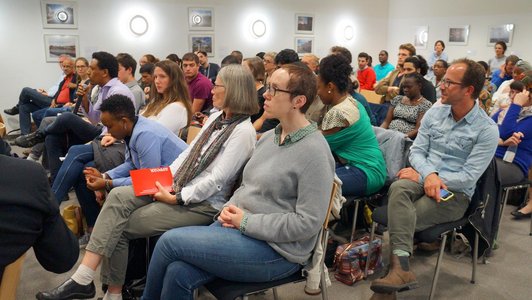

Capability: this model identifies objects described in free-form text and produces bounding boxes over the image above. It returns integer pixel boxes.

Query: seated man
[3,54,67,116]
[117,53,145,112]
[0,150,78,276]
[490,55,519,91]
[15,51,135,182]
[182,52,213,113]
[139,62,155,103]
[197,50,220,83]
[7,56,77,135]
[370,59,499,298]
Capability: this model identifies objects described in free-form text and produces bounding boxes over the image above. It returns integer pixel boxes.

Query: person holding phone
[369,59,499,298]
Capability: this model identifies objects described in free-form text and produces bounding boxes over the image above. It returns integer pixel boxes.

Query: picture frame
[40,0,78,29]
[188,7,214,31]
[295,37,313,55]
[43,34,79,62]
[448,25,470,45]
[189,34,214,57]
[413,25,429,49]
[295,14,314,34]
[487,24,514,46]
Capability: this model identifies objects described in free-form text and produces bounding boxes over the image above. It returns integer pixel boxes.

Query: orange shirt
[56,75,74,104]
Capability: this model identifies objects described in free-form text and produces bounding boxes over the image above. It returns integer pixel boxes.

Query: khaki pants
[85,186,218,285]
[387,179,470,254]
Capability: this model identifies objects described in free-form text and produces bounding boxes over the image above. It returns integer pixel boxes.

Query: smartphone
[440,189,454,201]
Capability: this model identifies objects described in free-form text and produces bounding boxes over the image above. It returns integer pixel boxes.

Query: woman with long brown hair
[143,60,192,135]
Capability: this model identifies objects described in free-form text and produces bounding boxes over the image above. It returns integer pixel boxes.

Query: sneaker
[79,233,91,249]
[4,105,19,115]
[14,131,45,148]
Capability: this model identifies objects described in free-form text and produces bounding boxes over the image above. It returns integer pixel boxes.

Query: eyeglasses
[265,84,292,96]
[212,84,225,90]
[439,78,463,88]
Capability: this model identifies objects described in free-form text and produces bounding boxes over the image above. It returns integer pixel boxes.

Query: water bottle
[503,145,517,163]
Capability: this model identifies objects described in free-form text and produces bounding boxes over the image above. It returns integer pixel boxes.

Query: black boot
[4,105,19,115]
[36,279,95,300]
[15,130,45,148]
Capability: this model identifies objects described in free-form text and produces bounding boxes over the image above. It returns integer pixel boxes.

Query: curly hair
[405,55,429,76]
[318,54,353,93]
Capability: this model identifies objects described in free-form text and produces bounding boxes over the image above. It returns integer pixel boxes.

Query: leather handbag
[62,205,84,237]
[333,235,383,285]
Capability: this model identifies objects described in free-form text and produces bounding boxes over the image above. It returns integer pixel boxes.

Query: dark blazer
[0,155,78,277]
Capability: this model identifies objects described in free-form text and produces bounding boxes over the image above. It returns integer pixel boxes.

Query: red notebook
[130,167,174,196]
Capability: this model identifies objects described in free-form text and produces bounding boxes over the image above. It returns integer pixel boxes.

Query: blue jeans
[52,144,100,227]
[142,222,300,300]
[43,112,102,182]
[32,106,72,128]
[18,87,52,134]
[336,163,368,197]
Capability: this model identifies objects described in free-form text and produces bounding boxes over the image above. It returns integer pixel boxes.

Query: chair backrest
[0,254,25,300]
[323,182,339,230]
[186,126,202,144]
[360,89,384,104]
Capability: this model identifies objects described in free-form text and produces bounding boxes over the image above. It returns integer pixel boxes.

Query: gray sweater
[228,129,335,264]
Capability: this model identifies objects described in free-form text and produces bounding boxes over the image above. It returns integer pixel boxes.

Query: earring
[293,106,297,109]
[328,90,331,94]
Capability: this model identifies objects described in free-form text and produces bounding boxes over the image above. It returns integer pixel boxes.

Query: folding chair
[498,178,531,235]
[205,183,338,300]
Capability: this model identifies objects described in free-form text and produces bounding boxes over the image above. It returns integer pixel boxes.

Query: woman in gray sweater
[142,63,335,300]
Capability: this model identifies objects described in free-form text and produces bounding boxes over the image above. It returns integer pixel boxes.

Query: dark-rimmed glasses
[265,84,292,96]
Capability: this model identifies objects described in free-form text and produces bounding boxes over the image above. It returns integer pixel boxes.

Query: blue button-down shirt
[409,104,499,198]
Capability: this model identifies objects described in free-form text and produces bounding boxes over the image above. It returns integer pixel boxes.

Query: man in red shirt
[21,57,77,135]
[357,52,377,90]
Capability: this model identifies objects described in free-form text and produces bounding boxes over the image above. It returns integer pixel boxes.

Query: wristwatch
[171,191,183,205]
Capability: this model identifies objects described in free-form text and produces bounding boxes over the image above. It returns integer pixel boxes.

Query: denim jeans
[142,222,300,300]
[43,112,102,181]
[52,143,100,227]
[32,106,71,128]
[335,163,368,197]
[18,87,52,134]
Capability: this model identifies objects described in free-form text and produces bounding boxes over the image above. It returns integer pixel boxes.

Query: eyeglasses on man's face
[439,78,463,88]
[265,84,292,96]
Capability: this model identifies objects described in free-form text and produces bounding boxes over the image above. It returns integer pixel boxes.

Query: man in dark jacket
[0,152,79,277]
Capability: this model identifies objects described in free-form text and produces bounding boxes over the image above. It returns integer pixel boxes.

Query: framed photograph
[40,1,78,29]
[413,26,429,49]
[448,25,470,45]
[43,34,79,62]
[188,7,214,31]
[295,37,313,55]
[488,24,514,46]
[295,14,314,34]
[189,34,214,57]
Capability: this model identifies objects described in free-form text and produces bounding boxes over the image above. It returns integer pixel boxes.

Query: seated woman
[492,80,525,125]
[491,86,532,219]
[317,54,386,197]
[400,55,437,103]
[50,60,193,245]
[141,63,335,300]
[381,73,432,139]
[37,64,258,300]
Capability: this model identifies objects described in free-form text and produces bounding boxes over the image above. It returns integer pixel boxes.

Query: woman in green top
[317,54,386,196]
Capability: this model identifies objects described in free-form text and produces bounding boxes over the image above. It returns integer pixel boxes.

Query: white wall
[0,0,389,122]
[387,0,532,64]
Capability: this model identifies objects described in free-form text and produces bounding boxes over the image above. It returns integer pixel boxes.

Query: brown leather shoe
[370,255,418,294]
[417,240,441,252]
[369,292,397,300]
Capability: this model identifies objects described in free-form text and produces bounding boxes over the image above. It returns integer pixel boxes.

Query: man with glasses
[14,57,77,135]
[370,59,499,299]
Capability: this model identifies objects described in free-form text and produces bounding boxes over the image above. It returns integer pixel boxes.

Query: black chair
[498,178,532,235]
[366,205,480,300]
[205,183,338,300]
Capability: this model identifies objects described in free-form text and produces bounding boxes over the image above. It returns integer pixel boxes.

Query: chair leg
[496,188,510,239]
[351,200,360,243]
[472,231,479,284]
[272,287,279,300]
[320,230,330,300]
[429,233,447,300]
[364,222,377,278]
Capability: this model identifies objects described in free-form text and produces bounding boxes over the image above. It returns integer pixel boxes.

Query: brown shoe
[417,240,441,252]
[370,255,418,294]
[369,292,397,300]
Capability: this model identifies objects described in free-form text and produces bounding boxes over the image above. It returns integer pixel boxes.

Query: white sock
[70,264,95,285]
[393,249,410,257]
[103,291,122,300]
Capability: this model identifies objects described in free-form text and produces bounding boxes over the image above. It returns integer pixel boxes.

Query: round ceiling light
[130,15,149,36]
[344,25,354,40]
[252,20,267,38]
